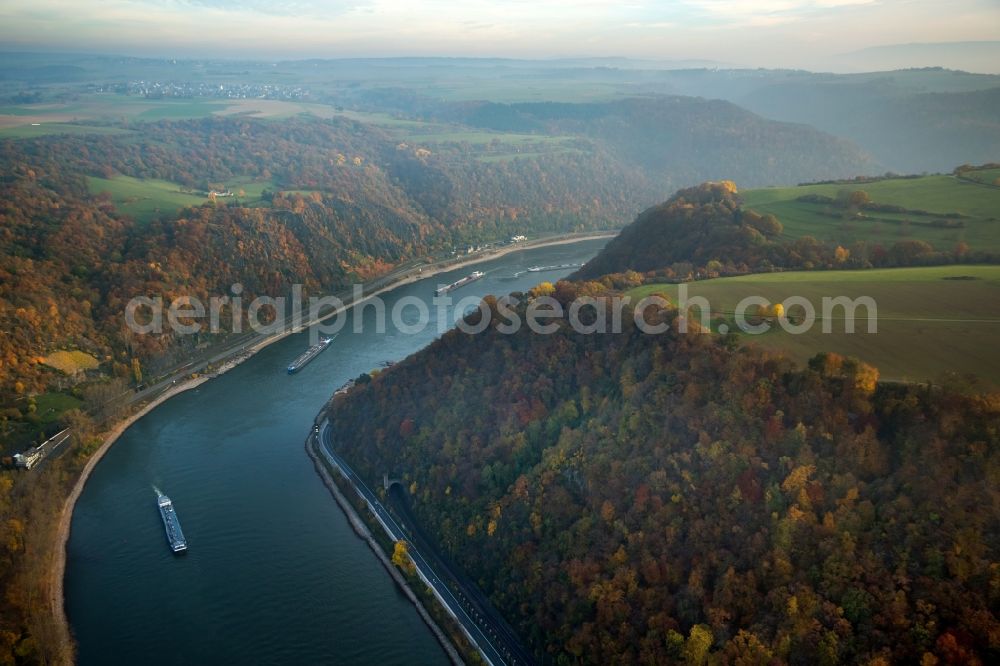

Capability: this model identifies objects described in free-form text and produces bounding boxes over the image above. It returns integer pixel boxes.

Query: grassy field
[628,265,1000,386]
[87,175,277,223]
[33,392,82,424]
[381,121,583,162]
[742,172,1000,254]
[960,168,1000,186]
[0,94,226,126]
[223,176,278,203]
[42,351,99,375]
[87,176,209,223]
[0,95,584,161]
[331,110,438,128]
[396,128,566,144]
[397,127,581,161]
[135,99,231,120]
[0,94,341,132]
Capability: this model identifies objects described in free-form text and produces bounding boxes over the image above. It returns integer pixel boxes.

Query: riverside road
[318,422,535,666]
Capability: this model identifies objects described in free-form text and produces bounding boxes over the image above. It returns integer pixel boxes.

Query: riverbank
[305,435,466,666]
[302,231,618,331]
[165,231,619,379]
[46,229,616,660]
[47,375,210,663]
[414,231,617,283]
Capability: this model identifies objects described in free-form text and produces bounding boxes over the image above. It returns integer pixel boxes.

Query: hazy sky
[1,0,998,69]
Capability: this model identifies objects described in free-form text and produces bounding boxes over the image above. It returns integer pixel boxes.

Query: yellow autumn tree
[684,624,714,665]
[391,540,415,574]
[851,361,880,395]
[530,281,556,298]
[781,465,815,495]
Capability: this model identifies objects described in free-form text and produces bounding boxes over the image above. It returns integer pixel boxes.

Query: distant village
[92,80,311,101]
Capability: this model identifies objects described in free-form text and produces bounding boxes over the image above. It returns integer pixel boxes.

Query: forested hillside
[739,78,1000,173]
[326,293,1000,664]
[0,115,644,413]
[0,103,886,439]
[440,97,877,187]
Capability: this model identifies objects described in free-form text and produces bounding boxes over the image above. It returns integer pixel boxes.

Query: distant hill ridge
[438,96,878,188]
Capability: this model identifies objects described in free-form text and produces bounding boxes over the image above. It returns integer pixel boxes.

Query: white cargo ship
[287,335,336,374]
[434,271,485,296]
[157,493,188,554]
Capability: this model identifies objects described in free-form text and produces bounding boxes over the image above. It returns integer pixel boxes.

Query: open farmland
[742,170,1000,255]
[628,265,1000,386]
[87,175,276,223]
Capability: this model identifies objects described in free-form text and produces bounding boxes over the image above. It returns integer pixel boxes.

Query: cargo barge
[526,263,582,273]
[502,263,584,280]
[157,493,188,554]
[434,271,485,296]
[287,335,336,374]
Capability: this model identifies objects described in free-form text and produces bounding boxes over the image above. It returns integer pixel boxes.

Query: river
[65,238,609,665]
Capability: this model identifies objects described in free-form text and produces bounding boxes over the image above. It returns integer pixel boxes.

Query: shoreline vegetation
[42,230,617,664]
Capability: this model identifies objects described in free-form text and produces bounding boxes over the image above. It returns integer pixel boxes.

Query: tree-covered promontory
[573,180,997,281]
[324,181,1000,663]
[326,292,999,664]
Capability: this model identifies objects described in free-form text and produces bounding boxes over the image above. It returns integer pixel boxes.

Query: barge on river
[434,271,485,297]
[287,335,336,374]
[157,493,188,554]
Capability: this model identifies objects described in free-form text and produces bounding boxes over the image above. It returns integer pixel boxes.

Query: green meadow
[87,175,276,224]
[628,265,1000,386]
[0,94,336,131]
[135,99,230,120]
[0,93,584,161]
[396,129,570,145]
[87,176,208,223]
[741,171,1000,254]
[33,392,83,424]
[400,129,581,162]
[960,167,1000,186]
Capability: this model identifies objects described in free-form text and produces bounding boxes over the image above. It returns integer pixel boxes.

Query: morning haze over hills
[0,1,998,665]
